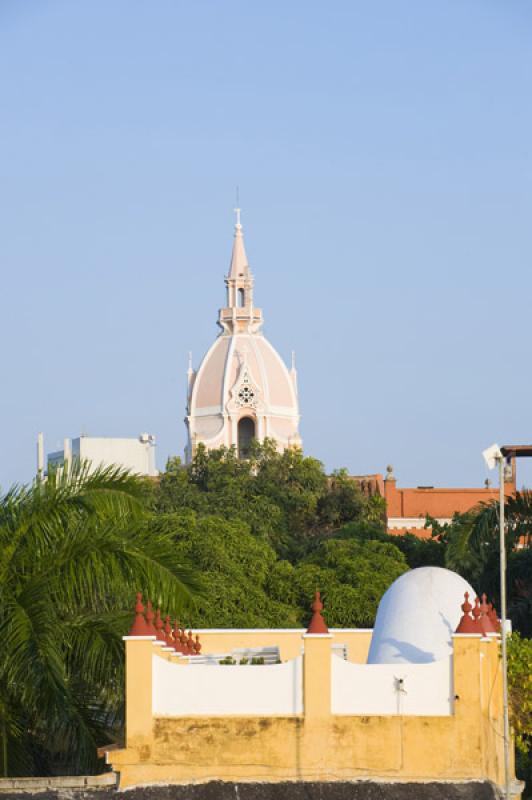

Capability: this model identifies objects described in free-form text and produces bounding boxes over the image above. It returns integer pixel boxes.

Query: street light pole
[497,453,510,800]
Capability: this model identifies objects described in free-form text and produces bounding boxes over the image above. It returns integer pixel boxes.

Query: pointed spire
[219,209,263,334]
[155,608,166,642]
[129,592,149,636]
[479,594,497,635]
[228,208,250,279]
[164,614,174,647]
[186,351,196,414]
[145,601,156,635]
[306,590,329,634]
[455,592,476,634]
[173,620,184,653]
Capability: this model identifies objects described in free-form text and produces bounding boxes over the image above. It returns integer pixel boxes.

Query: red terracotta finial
[471,596,483,633]
[306,590,329,634]
[155,608,166,642]
[173,620,183,653]
[129,592,149,636]
[164,615,173,647]
[145,600,156,635]
[187,630,195,654]
[194,634,202,654]
[479,593,496,634]
[455,592,477,633]
[488,602,501,633]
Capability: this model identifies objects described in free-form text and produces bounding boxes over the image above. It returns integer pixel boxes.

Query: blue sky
[1,0,531,489]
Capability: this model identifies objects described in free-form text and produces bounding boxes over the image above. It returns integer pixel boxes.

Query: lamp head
[482,443,502,471]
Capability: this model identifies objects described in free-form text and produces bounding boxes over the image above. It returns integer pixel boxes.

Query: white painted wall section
[47,434,158,476]
[388,517,452,530]
[152,655,303,717]
[331,653,453,716]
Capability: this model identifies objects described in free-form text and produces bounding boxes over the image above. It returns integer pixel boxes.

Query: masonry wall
[153,655,303,716]
[331,653,452,715]
[384,475,516,536]
[109,632,513,792]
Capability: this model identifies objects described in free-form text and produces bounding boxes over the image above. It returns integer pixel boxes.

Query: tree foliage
[0,464,198,777]
[152,443,406,628]
[428,493,532,637]
[157,441,383,557]
[508,632,532,756]
[150,512,298,627]
[268,539,408,629]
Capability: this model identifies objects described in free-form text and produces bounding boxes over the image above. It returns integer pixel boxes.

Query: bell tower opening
[238,416,255,458]
[237,288,245,307]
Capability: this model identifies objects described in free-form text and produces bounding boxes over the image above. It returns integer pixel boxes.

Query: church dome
[367,567,476,665]
[185,213,301,460]
[189,332,299,448]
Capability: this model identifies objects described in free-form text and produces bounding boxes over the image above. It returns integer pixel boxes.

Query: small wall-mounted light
[394,677,407,694]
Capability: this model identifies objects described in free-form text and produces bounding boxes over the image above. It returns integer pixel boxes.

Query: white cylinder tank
[367,566,477,665]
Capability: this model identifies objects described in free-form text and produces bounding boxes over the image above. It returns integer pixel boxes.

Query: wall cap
[192,628,373,634]
[302,633,333,639]
[122,635,157,641]
[451,633,483,639]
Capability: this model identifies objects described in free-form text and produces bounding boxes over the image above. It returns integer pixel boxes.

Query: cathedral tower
[185,211,301,461]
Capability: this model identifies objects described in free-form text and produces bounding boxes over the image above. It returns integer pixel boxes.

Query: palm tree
[442,493,531,636]
[0,463,199,777]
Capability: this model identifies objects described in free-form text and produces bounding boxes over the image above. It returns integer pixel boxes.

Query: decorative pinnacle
[455,591,476,634]
[173,620,183,653]
[234,207,242,230]
[306,590,329,634]
[155,608,165,642]
[146,600,156,635]
[129,592,149,636]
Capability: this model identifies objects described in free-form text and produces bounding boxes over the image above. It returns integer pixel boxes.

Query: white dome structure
[185,211,301,460]
[367,567,476,665]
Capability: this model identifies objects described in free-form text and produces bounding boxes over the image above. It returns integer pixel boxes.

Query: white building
[185,211,301,461]
[41,433,158,477]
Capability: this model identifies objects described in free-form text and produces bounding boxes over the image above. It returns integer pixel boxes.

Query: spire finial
[129,592,149,636]
[306,590,329,634]
[234,206,242,230]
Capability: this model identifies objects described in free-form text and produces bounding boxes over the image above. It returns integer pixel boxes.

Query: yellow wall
[110,632,515,795]
[195,628,372,663]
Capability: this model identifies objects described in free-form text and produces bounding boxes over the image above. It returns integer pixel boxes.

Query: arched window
[238,417,255,459]
[237,288,245,308]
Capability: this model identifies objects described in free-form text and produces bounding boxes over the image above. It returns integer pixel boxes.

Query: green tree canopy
[428,493,532,637]
[150,510,408,631]
[267,538,408,628]
[150,511,298,627]
[156,440,383,558]
[0,464,198,777]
